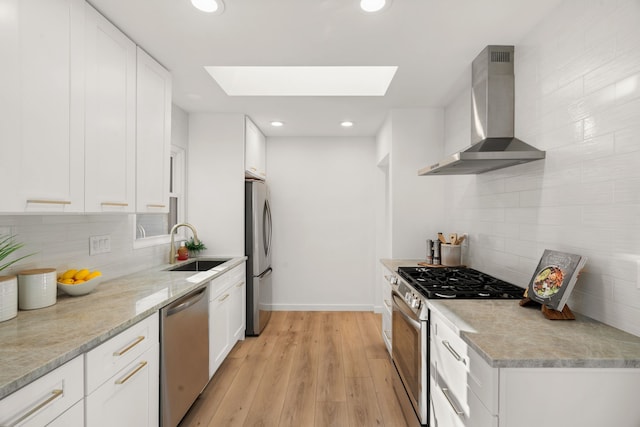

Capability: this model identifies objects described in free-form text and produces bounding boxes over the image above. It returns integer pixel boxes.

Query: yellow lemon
[74,269,90,280]
[86,271,102,280]
[61,278,75,284]
[61,269,77,280]
[73,279,86,285]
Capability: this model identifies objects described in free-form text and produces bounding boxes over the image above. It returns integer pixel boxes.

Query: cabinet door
[86,343,159,427]
[230,277,246,342]
[136,47,171,213]
[245,117,266,179]
[84,4,136,213]
[381,268,394,354]
[209,290,231,378]
[0,0,84,213]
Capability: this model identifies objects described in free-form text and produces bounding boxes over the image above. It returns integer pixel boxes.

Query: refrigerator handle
[258,267,273,278]
[263,199,272,257]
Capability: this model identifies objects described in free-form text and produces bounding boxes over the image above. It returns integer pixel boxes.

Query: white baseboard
[269,303,375,312]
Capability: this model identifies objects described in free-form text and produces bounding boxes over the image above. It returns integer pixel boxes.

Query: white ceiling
[88,0,564,137]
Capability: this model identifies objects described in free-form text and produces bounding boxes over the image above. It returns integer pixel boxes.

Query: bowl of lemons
[57,269,102,296]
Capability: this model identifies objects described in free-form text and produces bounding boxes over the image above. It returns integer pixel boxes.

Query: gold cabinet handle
[101,202,129,207]
[441,387,464,415]
[235,281,244,288]
[384,299,392,308]
[113,336,145,357]
[115,361,148,385]
[26,199,71,205]
[3,389,63,426]
[218,293,230,302]
[146,204,166,208]
[383,330,392,340]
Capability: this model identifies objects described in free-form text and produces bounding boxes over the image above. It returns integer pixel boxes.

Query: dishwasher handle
[165,287,207,317]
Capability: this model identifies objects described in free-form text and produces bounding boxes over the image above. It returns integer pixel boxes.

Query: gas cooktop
[397,266,524,299]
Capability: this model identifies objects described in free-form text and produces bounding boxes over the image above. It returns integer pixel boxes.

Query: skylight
[204,66,398,96]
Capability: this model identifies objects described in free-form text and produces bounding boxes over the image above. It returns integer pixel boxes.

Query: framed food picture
[527,250,588,311]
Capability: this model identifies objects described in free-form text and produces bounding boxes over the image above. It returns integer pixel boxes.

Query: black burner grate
[397,266,524,299]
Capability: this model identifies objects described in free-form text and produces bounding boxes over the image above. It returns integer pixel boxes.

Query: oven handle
[391,292,422,330]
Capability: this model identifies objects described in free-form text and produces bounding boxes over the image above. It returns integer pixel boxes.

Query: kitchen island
[0,256,246,400]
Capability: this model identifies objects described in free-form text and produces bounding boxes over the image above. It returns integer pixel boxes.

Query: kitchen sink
[168,259,231,271]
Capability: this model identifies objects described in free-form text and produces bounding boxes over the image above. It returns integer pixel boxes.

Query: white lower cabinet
[209,263,246,378]
[430,306,640,427]
[85,312,159,427]
[85,344,159,427]
[0,355,84,427]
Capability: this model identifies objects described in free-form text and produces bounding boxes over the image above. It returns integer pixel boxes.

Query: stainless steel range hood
[419,45,545,175]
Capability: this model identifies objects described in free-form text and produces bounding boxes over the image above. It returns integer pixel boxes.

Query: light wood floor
[179,311,409,427]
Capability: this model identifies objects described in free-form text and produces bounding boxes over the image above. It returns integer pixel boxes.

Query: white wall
[187,113,245,257]
[442,0,640,336]
[0,104,191,279]
[267,136,376,310]
[388,109,446,259]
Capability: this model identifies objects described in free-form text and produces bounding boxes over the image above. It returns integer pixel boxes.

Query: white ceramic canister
[17,268,57,310]
[441,244,462,267]
[0,275,18,322]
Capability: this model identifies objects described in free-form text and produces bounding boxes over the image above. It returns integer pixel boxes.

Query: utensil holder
[18,268,57,310]
[0,275,18,322]
[441,244,462,266]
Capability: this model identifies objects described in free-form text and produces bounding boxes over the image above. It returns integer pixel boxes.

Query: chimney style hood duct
[419,45,545,175]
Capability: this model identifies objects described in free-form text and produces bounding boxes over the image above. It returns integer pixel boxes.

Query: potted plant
[0,234,33,272]
[184,237,207,258]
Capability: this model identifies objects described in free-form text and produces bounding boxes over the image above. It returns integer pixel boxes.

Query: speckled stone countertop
[0,257,246,400]
[380,259,640,369]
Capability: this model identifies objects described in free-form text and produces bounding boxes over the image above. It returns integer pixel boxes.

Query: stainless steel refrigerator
[245,180,273,336]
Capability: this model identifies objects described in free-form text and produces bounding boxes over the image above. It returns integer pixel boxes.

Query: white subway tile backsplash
[0,214,167,279]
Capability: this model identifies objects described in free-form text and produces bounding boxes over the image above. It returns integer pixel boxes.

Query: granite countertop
[0,256,246,400]
[380,259,640,369]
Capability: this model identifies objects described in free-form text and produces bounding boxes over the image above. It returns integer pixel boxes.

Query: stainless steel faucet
[169,223,200,264]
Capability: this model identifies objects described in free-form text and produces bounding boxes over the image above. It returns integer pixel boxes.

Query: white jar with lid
[0,275,18,321]
[18,268,57,310]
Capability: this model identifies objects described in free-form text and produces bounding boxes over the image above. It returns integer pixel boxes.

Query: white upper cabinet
[0,0,85,213]
[245,117,266,180]
[84,4,136,213]
[136,48,172,213]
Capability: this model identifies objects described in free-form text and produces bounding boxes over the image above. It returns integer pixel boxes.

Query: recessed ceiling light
[360,0,390,13]
[191,0,224,14]
[341,121,354,127]
[204,66,398,96]
[271,121,284,127]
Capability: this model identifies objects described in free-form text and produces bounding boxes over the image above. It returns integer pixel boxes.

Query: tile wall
[0,215,167,279]
[443,0,640,335]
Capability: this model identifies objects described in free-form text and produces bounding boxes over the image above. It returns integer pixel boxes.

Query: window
[134,147,185,248]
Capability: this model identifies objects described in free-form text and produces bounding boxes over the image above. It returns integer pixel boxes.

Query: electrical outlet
[89,235,111,255]
[0,226,11,236]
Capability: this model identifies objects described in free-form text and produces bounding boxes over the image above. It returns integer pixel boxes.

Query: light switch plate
[89,235,111,255]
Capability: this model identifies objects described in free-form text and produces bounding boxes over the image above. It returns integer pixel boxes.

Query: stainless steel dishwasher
[160,286,209,427]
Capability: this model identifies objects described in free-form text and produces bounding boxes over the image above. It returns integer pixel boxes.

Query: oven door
[392,291,429,425]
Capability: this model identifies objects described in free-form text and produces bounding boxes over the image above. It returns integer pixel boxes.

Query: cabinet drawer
[210,264,245,300]
[431,375,498,427]
[48,399,84,427]
[85,312,159,393]
[0,355,83,427]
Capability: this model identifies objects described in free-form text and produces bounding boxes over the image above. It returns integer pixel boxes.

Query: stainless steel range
[389,266,524,426]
